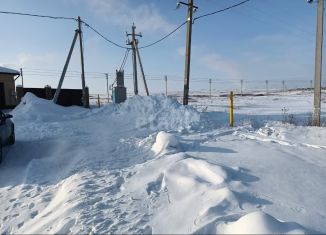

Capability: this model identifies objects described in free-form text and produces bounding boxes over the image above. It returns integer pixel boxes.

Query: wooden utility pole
[78,16,88,108]
[53,29,79,104]
[182,0,197,105]
[127,23,149,96]
[127,24,140,95]
[135,43,149,96]
[105,73,109,103]
[53,16,89,107]
[165,75,168,96]
[313,0,324,126]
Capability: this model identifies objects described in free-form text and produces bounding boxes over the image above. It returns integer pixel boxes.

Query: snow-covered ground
[0,90,325,234]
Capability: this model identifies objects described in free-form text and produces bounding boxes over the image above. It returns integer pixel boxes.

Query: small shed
[0,66,20,109]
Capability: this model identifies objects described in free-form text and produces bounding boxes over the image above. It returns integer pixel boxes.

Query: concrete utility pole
[266,80,269,94]
[209,78,212,98]
[178,0,198,105]
[165,75,168,96]
[105,73,109,103]
[313,0,324,126]
[78,16,88,108]
[282,80,285,93]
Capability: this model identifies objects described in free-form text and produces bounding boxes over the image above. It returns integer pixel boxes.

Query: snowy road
[0,91,325,234]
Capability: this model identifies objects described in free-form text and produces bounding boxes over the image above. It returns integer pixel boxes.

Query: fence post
[16,86,24,103]
[230,91,234,127]
[85,87,90,107]
[44,85,52,100]
[97,94,101,108]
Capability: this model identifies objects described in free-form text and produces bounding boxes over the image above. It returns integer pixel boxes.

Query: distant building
[0,66,20,109]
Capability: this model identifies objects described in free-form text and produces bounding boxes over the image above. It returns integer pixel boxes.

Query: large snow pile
[12,93,87,122]
[111,95,200,131]
[0,92,325,234]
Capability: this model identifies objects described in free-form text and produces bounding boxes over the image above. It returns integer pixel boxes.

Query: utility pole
[266,80,269,94]
[127,23,140,95]
[105,73,109,103]
[20,68,24,87]
[312,0,324,126]
[165,75,168,96]
[178,0,198,105]
[53,16,89,107]
[53,29,79,104]
[241,79,243,96]
[282,80,285,93]
[135,43,149,96]
[127,23,149,96]
[209,78,212,98]
[78,16,88,108]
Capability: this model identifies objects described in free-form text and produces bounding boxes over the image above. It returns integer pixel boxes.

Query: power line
[138,21,187,49]
[193,0,250,22]
[81,20,130,49]
[120,49,130,71]
[0,10,76,21]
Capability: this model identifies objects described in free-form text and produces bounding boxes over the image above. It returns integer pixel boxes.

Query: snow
[0,90,325,234]
[219,211,307,234]
[151,131,179,154]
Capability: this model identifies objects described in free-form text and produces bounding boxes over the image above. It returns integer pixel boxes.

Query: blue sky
[0,0,322,95]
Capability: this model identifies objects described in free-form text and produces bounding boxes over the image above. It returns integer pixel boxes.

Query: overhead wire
[119,49,130,71]
[138,21,187,49]
[193,0,250,22]
[0,10,76,21]
[81,20,130,49]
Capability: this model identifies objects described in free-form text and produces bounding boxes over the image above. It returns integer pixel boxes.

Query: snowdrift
[1,92,324,234]
[12,93,86,122]
[110,95,200,131]
[219,211,307,234]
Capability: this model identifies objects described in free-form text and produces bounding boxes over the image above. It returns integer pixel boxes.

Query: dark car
[0,111,15,163]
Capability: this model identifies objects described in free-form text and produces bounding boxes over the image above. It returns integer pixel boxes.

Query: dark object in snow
[0,110,15,163]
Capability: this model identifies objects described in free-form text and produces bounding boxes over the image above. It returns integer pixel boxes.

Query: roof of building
[0,66,20,75]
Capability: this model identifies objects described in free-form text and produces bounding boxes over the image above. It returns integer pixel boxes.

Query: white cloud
[87,0,175,33]
[198,53,242,80]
